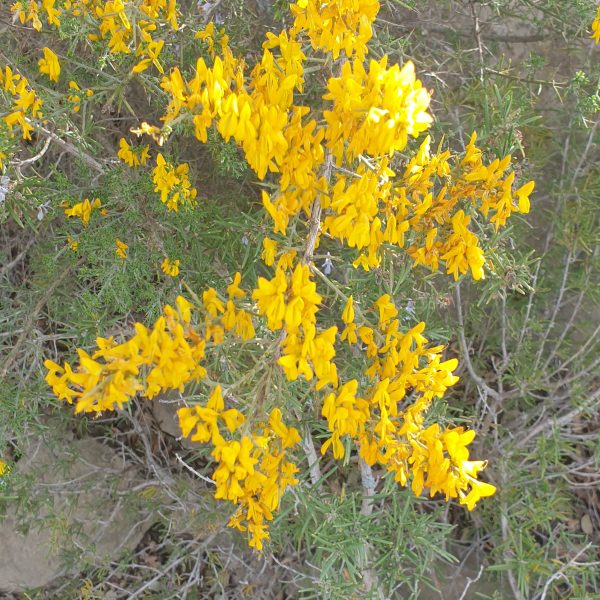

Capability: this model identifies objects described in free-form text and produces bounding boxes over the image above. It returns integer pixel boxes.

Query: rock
[0,436,151,593]
[581,513,593,535]
[150,391,195,449]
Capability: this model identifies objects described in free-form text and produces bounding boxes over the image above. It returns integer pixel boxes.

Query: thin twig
[296,151,335,486]
[570,113,599,189]
[175,453,216,486]
[12,135,52,178]
[541,284,587,371]
[0,236,36,279]
[458,565,484,600]
[532,249,572,372]
[500,498,522,599]
[539,544,592,600]
[454,284,501,402]
[469,1,485,83]
[485,67,568,88]
[302,427,323,487]
[375,17,548,43]
[302,153,333,266]
[358,458,385,599]
[34,123,105,173]
[515,387,600,449]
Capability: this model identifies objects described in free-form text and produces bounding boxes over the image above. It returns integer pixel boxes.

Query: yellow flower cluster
[202,273,257,343]
[220,277,254,341]
[321,133,534,278]
[64,197,102,226]
[151,21,326,235]
[45,274,257,414]
[179,391,300,550]
[45,277,301,548]
[115,239,128,260]
[0,65,43,140]
[38,47,60,82]
[157,23,315,186]
[89,0,178,55]
[340,295,358,344]
[67,80,94,113]
[322,161,392,270]
[131,121,165,146]
[152,153,197,211]
[45,296,206,413]
[91,0,132,54]
[259,239,297,270]
[402,133,534,279]
[38,0,510,553]
[0,458,7,477]
[324,57,432,161]
[133,39,166,74]
[10,0,61,31]
[253,263,338,390]
[67,237,79,252]
[14,0,177,77]
[321,293,496,509]
[290,0,379,61]
[161,257,179,276]
[118,138,150,167]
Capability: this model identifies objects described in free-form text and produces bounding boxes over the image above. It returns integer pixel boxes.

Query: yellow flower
[152,153,198,211]
[131,121,165,146]
[591,7,600,44]
[341,295,355,324]
[261,238,277,266]
[161,258,180,277]
[38,47,60,82]
[291,0,379,61]
[341,296,358,345]
[321,379,369,459]
[374,294,398,327]
[324,58,432,161]
[227,272,245,299]
[269,408,301,448]
[178,385,245,445]
[11,1,42,31]
[460,478,497,511]
[118,138,150,167]
[42,0,61,27]
[276,250,297,270]
[252,267,288,331]
[67,80,82,112]
[132,40,165,74]
[0,459,7,477]
[115,239,128,260]
[64,198,101,226]
[66,237,78,252]
[440,211,485,280]
[515,180,534,214]
[0,69,42,139]
[234,309,255,340]
[203,288,225,318]
[341,322,357,345]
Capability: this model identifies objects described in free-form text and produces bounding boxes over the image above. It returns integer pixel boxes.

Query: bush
[1,0,598,598]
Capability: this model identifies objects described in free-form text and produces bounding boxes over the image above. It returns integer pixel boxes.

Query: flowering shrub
[3,0,539,555]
